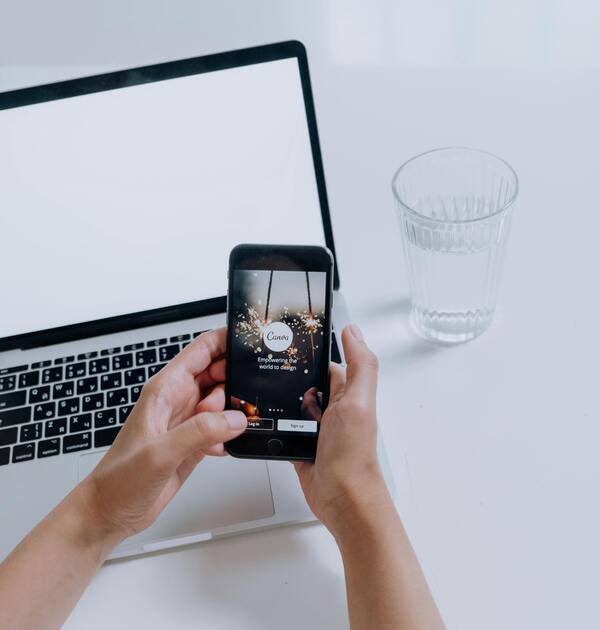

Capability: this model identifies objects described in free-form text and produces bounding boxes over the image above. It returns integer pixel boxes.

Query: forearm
[332,495,445,630]
[0,482,123,630]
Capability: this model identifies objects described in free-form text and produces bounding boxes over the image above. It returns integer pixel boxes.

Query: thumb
[341,324,379,405]
[162,410,247,464]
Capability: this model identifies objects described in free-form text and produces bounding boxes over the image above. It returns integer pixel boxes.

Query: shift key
[0,406,32,428]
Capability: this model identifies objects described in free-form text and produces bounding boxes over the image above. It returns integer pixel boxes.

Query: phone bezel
[225,243,333,461]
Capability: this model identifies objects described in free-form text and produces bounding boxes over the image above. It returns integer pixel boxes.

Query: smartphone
[225,244,333,461]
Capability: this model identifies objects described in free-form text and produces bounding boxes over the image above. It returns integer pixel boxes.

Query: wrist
[62,481,127,558]
[331,494,399,552]
[321,473,396,544]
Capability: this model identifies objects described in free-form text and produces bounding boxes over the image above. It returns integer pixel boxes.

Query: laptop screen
[0,55,327,340]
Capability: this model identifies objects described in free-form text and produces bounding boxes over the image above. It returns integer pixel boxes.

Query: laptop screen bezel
[0,40,339,351]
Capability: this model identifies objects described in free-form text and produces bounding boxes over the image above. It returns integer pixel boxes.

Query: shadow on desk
[356,295,444,365]
[356,295,412,318]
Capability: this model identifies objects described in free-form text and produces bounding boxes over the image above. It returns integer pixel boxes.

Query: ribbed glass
[392,148,518,344]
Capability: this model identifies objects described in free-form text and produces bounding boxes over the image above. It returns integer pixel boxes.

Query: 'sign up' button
[277,419,317,433]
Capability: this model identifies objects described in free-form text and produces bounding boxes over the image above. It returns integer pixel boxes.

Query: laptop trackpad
[78,453,274,551]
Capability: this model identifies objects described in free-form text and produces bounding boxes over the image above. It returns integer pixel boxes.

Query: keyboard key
[112,353,133,370]
[82,393,104,411]
[18,370,40,388]
[20,423,42,442]
[94,426,121,448]
[124,368,145,385]
[147,363,167,377]
[135,349,157,366]
[52,381,75,399]
[192,331,204,338]
[45,418,67,437]
[38,438,60,458]
[170,334,190,343]
[31,360,51,369]
[146,338,167,347]
[12,442,35,463]
[0,447,10,466]
[77,377,98,394]
[29,386,51,404]
[0,390,26,410]
[34,402,56,421]
[54,355,75,365]
[63,432,91,454]
[107,388,128,407]
[181,341,190,348]
[58,397,80,416]
[0,427,18,447]
[130,385,142,403]
[0,406,32,428]
[0,364,28,375]
[159,344,180,362]
[89,358,110,374]
[100,373,122,390]
[42,367,63,384]
[124,343,144,351]
[119,405,134,423]
[70,414,92,433]
[100,346,122,356]
[0,376,16,392]
[66,362,86,379]
[77,351,97,360]
[94,409,117,428]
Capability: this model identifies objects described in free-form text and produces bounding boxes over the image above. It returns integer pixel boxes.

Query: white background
[2,2,600,629]
[0,58,324,338]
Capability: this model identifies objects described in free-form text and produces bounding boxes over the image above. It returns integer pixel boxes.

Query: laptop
[0,41,392,560]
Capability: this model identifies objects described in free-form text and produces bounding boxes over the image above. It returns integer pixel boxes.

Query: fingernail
[225,410,247,430]
[348,323,364,341]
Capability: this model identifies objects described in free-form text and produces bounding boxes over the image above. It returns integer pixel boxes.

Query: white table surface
[5,56,600,630]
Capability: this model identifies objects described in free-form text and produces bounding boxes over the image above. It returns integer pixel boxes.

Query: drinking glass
[392,147,519,344]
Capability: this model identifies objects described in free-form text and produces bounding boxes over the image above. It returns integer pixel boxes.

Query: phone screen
[227,263,330,453]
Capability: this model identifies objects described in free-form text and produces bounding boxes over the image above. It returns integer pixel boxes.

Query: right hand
[294,324,392,537]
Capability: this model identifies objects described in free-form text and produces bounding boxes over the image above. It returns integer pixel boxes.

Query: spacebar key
[0,406,32,428]
[94,426,121,448]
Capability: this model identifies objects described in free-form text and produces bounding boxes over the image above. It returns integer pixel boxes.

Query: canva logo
[263,322,293,352]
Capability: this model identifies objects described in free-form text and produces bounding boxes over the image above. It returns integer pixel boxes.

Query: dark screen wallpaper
[229,269,327,432]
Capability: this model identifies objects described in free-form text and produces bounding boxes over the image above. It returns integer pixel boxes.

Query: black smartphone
[225,244,333,461]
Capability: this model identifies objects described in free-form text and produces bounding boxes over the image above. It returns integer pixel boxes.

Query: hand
[76,328,247,540]
[301,386,323,421]
[294,324,391,537]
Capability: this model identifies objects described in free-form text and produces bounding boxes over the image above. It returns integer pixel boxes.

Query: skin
[0,326,445,630]
[300,386,322,420]
[296,325,446,630]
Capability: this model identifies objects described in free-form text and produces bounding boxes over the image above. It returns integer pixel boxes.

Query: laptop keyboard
[0,330,343,467]
[0,332,203,466]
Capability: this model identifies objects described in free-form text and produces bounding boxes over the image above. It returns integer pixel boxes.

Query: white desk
[4,62,600,629]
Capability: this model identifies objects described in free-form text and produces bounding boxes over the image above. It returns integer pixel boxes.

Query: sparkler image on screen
[229,269,328,432]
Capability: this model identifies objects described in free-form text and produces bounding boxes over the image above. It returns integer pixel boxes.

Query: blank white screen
[0,57,326,338]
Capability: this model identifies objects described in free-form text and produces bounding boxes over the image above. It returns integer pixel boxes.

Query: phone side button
[267,438,284,456]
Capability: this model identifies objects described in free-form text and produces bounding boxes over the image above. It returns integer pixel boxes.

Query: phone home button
[267,438,284,456]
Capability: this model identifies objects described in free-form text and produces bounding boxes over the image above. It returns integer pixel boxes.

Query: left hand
[75,328,247,540]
